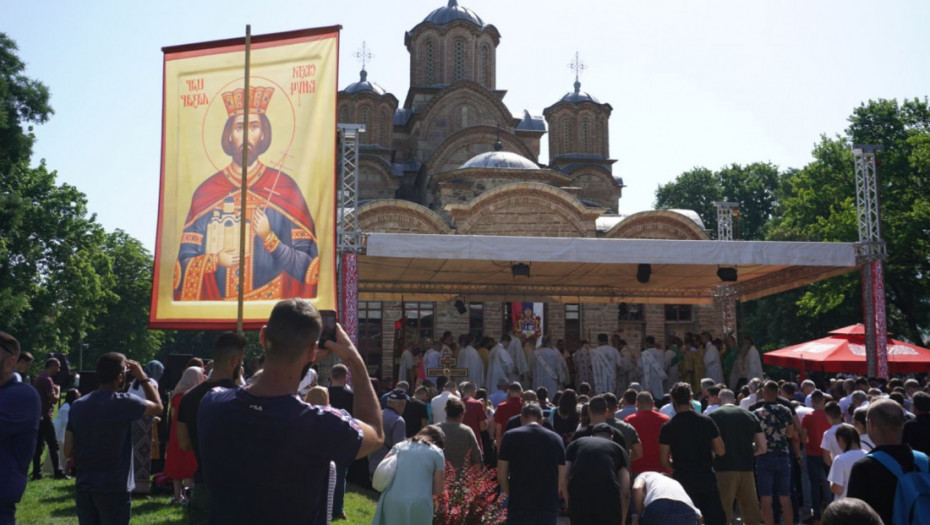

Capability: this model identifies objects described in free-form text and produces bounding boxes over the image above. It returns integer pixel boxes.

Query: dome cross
[354,41,375,72]
[568,51,586,93]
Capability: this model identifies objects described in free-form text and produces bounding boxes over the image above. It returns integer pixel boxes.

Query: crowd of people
[1,319,929,525]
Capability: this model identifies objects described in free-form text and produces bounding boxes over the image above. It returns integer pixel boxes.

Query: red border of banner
[149,26,340,331]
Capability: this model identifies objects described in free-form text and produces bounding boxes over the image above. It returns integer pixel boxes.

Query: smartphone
[318,310,337,347]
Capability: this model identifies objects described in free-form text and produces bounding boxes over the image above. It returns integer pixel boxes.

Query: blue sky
[5,0,929,250]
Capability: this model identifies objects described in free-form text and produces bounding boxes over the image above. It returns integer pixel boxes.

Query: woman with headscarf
[128,360,164,494]
[164,366,205,503]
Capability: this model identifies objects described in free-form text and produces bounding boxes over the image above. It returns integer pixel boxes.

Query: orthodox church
[337,0,722,379]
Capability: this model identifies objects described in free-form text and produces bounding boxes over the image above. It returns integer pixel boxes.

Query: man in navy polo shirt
[65,353,164,525]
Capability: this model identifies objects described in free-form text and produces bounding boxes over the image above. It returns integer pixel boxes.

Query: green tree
[82,230,167,368]
[656,100,930,348]
[655,167,722,235]
[0,33,53,325]
[0,33,52,178]
[1,160,116,356]
[654,162,783,240]
[769,98,930,344]
[1,34,124,361]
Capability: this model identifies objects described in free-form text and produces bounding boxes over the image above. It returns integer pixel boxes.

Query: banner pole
[236,24,252,335]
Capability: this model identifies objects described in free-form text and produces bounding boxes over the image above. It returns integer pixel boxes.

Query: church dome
[461,151,539,170]
[558,80,600,104]
[343,70,387,96]
[422,0,485,27]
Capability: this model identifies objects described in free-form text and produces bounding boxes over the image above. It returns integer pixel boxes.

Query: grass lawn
[16,478,379,524]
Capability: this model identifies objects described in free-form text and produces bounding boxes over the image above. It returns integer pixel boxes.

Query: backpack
[869,449,930,525]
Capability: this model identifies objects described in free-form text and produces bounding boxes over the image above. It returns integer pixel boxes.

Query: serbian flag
[512,302,544,342]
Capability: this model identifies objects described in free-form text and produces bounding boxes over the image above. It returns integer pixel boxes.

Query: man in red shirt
[800,389,831,523]
[624,391,670,475]
[460,382,488,454]
[493,382,524,449]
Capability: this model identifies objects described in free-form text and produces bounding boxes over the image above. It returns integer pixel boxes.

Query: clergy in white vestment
[664,345,680,393]
[573,343,593,388]
[423,339,443,374]
[701,333,725,384]
[617,335,642,390]
[397,346,417,385]
[507,331,529,382]
[522,339,536,384]
[486,336,516,392]
[617,341,638,393]
[639,337,667,398]
[591,334,622,395]
[532,336,569,394]
[743,336,764,382]
[456,334,485,387]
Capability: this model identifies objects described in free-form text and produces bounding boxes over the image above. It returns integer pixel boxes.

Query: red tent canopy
[763,324,930,374]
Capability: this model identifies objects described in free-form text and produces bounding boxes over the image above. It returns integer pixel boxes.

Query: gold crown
[221,86,275,117]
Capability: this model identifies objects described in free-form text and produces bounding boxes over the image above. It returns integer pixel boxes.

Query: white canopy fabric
[358,233,859,304]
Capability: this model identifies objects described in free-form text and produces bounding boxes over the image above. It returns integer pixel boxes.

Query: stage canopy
[357,233,859,303]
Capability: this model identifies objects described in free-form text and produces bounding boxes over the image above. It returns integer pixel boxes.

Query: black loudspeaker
[636,264,652,284]
[454,299,467,315]
[161,354,194,392]
[717,267,738,282]
[77,371,99,394]
[50,352,75,388]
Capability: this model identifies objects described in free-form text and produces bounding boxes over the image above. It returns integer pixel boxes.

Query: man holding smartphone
[197,299,384,524]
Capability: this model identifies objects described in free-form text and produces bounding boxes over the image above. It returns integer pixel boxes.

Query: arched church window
[454,40,465,82]
[381,109,389,145]
[480,45,489,87]
[562,119,570,154]
[340,106,349,123]
[360,108,369,143]
[602,119,609,152]
[582,118,590,153]
[425,42,434,85]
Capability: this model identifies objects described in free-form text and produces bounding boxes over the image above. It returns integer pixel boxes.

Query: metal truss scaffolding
[337,124,364,345]
[714,202,740,339]
[853,144,887,378]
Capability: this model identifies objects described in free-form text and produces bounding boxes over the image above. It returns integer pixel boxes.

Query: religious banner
[150,27,340,329]
[511,302,544,341]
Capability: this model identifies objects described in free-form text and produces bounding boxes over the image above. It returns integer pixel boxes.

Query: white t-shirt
[128,379,159,400]
[859,433,875,452]
[827,448,866,499]
[660,400,701,417]
[839,396,856,422]
[739,393,757,410]
[638,472,702,517]
[430,391,460,424]
[297,367,318,397]
[820,424,843,460]
[795,406,814,423]
[704,404,720,414]
[660,403,675,417]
